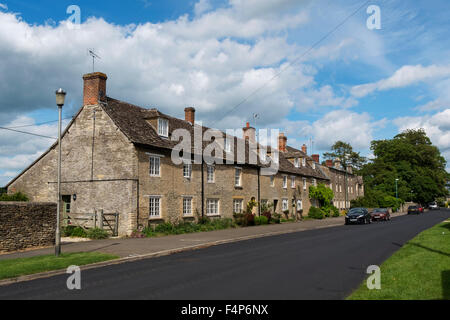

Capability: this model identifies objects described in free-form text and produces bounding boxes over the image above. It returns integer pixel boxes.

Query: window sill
[206,214,221,217]
[149,217,163,221]
[235,186,243,190]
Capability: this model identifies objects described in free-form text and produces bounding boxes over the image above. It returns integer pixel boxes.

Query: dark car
[371,208,390,221]
[408,205,421,214]
[345,208,371,225]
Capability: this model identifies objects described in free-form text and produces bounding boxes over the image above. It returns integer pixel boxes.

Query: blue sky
[0,0,449,186]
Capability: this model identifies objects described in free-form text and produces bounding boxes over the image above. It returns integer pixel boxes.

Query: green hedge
[308,207,325,219]
[0,192,29,202]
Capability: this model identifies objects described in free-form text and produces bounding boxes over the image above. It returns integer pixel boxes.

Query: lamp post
[55,88,66,257]
[395,179,399,199]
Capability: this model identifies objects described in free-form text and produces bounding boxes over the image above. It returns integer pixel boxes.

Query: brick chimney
[185,107,196,125]
[278,133,287,152]
[83,72,107,106]
[326,160,333,167]
[301,144,307,155]
[243,122,256,143]
[312,154,320,163]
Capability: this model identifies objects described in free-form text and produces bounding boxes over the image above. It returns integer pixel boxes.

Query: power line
[210,0,371,127]
[4,117,73,129]
[0,126,57,139]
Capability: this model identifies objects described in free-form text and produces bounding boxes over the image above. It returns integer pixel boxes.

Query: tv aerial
[87,49,101,72]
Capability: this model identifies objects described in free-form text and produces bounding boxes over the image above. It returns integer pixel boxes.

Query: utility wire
[0,126,57,139]
[4,117,73,129]
[210,0,371,127]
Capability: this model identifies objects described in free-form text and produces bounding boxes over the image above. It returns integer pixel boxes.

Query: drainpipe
[258,167,261,217]
[201,159,205,220]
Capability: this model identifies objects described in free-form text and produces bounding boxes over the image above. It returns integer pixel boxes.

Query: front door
[62,195,72,215]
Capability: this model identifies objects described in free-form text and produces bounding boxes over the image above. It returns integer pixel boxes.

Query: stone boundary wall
[0,202,56,253]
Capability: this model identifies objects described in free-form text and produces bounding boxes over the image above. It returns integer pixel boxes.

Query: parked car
[371,208,390,221]
[428,202,439,210]
[408,205,421,214]
[345,208,371,225]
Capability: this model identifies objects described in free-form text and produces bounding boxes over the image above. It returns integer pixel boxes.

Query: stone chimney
[278,133,287,152]
[83,72,107,106]
[326,160,333,167]
[334,158,341,169]
[347,166,353,174]
[243,122,256,143]
[185,107,196,125]
[301,144,307,155]
[312,154,320,163]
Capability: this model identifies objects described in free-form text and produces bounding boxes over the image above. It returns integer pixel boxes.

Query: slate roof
[102,96,329,180]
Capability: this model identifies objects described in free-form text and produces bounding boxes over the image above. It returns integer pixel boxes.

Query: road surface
[1,209,449,300]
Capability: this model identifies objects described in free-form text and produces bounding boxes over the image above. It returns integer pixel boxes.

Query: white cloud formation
[298,109,387,151]
[0,3,7,11]
[393,108,450,170]
[194,0,212,16]
[351,64,450,98]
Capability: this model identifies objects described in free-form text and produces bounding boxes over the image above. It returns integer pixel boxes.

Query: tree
[309,183,334,207]
[323,141,367,172]
[358,129,448,205]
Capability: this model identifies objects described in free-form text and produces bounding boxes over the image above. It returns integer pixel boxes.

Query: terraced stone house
[6,72,364,236]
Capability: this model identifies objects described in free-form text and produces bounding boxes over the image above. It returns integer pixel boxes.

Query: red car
[371,208,391,221]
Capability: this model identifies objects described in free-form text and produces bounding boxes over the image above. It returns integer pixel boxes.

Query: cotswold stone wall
[0,202,56,253]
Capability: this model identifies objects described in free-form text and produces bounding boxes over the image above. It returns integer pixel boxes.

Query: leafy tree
[358,129,448,205]
[309,183,334,207]
[323,141,367,172]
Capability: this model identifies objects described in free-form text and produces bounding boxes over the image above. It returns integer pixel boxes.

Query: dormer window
[158,118,169,137]
[312,162,316,170]
[294,158,300,168]
[302,158,306,167]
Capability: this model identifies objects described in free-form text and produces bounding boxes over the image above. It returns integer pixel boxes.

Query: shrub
[262,212,272,223]
[233,213,246,226]
[272,213,281,224]
[308,207,324,220]
[62,226,87,238]
[330,206,340,217]
[0,192,29,202]
[86,228,109,240]
[259,215,269,225]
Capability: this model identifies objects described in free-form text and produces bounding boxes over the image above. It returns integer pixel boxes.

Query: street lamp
[55,88,66,257]
[395,179,399,199]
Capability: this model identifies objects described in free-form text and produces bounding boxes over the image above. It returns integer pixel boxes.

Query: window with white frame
[183,163,192,179]
[302,158,306,167]
[313,178,317,186]
[270,176,275,187]
[294,158,300,168]
[283,176,288,189]
[340,185,342,193]
[291,176,296,188]
[158,118,169,137]
[207,165,215,183]
[303,178,307,191]
[297,199,303,211]
[233,199,243,213]
[312,162,316,169]
[282,199,289,211]
[149,196,161,218]
[206,199,219,216]
[235,168,242,187]
[149,156,161,177]
[183,197,193,216]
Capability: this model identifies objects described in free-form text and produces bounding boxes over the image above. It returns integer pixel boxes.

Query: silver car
[429,202,439,210]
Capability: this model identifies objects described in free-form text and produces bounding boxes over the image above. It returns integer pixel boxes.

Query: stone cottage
[6,72,363,236]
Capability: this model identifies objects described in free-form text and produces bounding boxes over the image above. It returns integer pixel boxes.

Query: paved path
[1,210,447,300]
[0,215,357,260]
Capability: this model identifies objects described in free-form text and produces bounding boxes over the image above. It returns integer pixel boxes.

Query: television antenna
[88,49,101,73]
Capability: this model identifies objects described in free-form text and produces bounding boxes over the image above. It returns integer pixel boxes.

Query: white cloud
[393,108,450,170]
[0,3,7,11]
[299,109,387,151]
[194,0,212,16]
[351,65,450,98]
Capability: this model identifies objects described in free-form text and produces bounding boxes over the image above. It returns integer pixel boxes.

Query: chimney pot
[326,160,333,167]
[312,154,320,163]
[185,107,196,125]
[243,122,256,143]
[301,144,307,155]
[278,133,287,152]
[83,72,107,106]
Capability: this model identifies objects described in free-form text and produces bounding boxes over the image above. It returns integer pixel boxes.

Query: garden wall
[0,202,56,253]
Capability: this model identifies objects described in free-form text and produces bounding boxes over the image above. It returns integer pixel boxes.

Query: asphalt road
[1,210,449,300]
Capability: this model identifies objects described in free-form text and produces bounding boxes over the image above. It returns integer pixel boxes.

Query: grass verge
[348,219,450,300]
[0,252,119,280]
